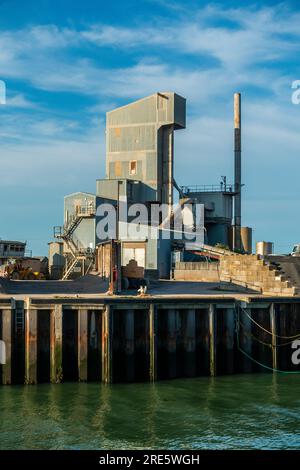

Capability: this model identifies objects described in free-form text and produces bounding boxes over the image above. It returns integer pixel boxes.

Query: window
[129,160,137,175]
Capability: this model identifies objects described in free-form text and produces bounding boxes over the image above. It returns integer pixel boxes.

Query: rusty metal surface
[25,307,37,384]
[50,305,63,383]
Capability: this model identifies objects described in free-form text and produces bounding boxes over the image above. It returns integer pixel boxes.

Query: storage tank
[228,226,252,253]
[241,227,252,254]
[48,241,64,279]
[256,241,273,256]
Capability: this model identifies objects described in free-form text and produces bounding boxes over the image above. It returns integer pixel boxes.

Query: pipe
[234,92,242,251]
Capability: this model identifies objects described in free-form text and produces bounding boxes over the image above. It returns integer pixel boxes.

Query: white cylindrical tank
[256,241,273,256]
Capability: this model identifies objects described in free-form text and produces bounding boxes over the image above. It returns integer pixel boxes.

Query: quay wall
[1,297,300,384]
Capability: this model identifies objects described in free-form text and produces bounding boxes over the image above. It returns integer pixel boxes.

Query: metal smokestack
[234,92,241,251]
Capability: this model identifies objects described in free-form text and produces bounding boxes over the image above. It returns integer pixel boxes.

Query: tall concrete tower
[105,92,186,208]
[96,92,186,279]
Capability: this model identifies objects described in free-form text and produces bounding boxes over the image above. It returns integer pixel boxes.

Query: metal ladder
[15,305,24,336]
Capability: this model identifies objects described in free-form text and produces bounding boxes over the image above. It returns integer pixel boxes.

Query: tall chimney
[234,92,242,251]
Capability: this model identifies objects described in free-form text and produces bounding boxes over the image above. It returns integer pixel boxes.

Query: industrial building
[0,239,26,266]
[53,91,251,284]
[3,92,300,387]
[179,184,252,253]
[96,92,188,281]
[48,241,64,280]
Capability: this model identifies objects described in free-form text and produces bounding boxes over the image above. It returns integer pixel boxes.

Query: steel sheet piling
[149,304,157,382]
[184,309,196,377]
[270,304,278,371]
[78,309,88,382]
[209,304,217,377]
[125,309,135,382]
[167,309,177,378]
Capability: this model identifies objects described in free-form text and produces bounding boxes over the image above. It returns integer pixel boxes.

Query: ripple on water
[0,374,300,449]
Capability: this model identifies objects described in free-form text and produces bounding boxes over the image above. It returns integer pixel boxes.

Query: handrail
[181,184,234,194]
[54,203,96,279]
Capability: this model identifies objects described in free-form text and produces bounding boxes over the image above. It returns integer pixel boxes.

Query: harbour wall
[1,296,300,384]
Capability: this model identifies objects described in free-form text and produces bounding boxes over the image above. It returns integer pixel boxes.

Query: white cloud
[0,123,106,188]
[0,5,299,100]
[79,5,300,71]
[1,4,300,253]
[6,93,36,108]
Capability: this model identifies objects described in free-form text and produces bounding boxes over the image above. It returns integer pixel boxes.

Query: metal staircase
[54,203,96,280]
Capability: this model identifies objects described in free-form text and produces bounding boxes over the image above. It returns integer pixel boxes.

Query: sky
[0,0,300,255]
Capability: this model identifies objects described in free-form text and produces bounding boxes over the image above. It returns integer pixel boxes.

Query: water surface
[0,374,300,450]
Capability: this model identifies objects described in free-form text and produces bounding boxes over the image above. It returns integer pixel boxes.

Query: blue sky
[0,0,300,255]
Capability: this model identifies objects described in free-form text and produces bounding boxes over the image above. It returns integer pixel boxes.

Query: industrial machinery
[1,259,46,280]
[121,259,150,290]
[179,93,252,254]
[291,244,300,256]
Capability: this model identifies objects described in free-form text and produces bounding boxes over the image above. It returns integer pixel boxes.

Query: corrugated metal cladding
[146,153,157,180]
[107,95,157,126]
[96,92,186,278]
[173,94,186,129]
[109,161,145,180]
[64,192,97,250]
[106,92,186,185]
[108,125,156,152]
[107,92,186,128]
[64,193,95,219]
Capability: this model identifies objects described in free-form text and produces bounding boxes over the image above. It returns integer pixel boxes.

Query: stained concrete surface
[0,274,109,296]
[0,273,254,299]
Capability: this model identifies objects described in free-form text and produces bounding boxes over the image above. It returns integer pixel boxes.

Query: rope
[236,336,300,374]
[235,308,300,374]
[238,318,299,348]
[239,305,300,340]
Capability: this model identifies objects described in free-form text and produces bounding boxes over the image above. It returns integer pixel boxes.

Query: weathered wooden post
[102,305,113,384]
[50,304,63,383]
[149,304,157,382]
[78,309,88,382]
[25,299,38,385]
[1,301,13,385]
[270,303,278,371]
[209,304,217,376]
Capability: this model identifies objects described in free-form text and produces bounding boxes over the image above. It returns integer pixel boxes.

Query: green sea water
[0,374,300,450]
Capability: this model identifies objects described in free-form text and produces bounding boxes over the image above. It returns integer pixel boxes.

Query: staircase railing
[54,203,96,279]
